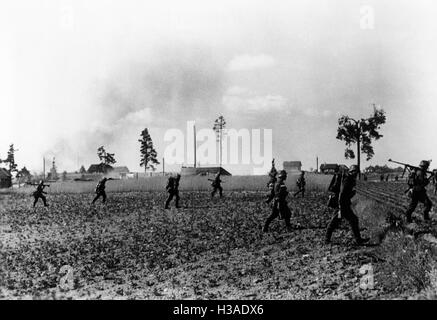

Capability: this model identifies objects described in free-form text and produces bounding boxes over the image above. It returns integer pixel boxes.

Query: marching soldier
[92,177,114,204]
[265,159,278,204]
[165,173,181,209]
[263,170,292,233]
[295,171,306,198]
[33,180,50,207]
[325,165,369,245]
[404,160,433,222]
[209,172,223,198]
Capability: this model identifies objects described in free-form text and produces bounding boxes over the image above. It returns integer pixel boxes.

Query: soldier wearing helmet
[325,164,369,245]
[165,173,181,209]
[92,177,114,204]
[263,170,293,233]
[210,172,223,199]
[33,180,49,207]
[404,160,433,222]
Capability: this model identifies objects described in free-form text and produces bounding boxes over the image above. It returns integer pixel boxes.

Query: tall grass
[15,173,332,194]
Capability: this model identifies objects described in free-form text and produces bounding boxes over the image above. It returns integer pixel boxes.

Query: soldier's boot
[325,216,340,244]
[164,199,171,209]
[350,216,369,245]
[263,219,273,233]
[41,196,48,207]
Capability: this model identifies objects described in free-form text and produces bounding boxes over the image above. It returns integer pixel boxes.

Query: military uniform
[404,162,433,222]
[327,169,342,210]
[265,160,278,204]
[263,171,292,232]
[296,172,306,198]
[165,174,181,209]
[210,173,223,198]
[325,166,368,245]
[33,181,49,207]
[92,178,109,204]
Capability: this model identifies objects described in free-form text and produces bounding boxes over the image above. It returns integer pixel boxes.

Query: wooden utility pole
[193,123,197,168]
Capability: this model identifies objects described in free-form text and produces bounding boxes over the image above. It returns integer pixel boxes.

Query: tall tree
[4,144,18,174]
[139,128,160,173]
[79,165,86,174]
[336,105,386,177]
[213,115,226,168]
[97,146,116,166]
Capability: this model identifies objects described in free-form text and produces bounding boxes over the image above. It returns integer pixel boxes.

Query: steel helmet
[278,170,287,178]
[419,160,430,169]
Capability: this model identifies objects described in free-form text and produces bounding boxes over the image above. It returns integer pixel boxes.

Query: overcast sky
[1,0,437,175]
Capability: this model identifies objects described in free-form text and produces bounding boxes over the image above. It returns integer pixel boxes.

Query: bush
[377,233,435,293]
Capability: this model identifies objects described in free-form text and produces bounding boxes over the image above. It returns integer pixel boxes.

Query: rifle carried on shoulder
[388,159,435,178]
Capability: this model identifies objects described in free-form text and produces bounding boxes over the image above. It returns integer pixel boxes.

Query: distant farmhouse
[283,161,302,173]
[181,166,232,176]
[108,166,130,179]
[0,168,12,188]
[87,164,113,174]
[320,163,349,174]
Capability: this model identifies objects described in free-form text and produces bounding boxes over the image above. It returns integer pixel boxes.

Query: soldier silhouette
[294,171,306,198]
[404,160,433,223]
[165,173,181,209]
[209,172,223,198]
[92,177,114,204]
[265,159,278,204]
[33,180,50,207]
[325,165,369,245]
[263,170,292,233]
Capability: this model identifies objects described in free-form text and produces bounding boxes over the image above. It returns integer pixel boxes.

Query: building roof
[87,163,113,173]
[181,166,232,176]
[111,166,130,173]
[320,163,339,170]
[0,168,12,178]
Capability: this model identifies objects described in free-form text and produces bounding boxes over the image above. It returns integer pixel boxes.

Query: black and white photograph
[1,0,437,305]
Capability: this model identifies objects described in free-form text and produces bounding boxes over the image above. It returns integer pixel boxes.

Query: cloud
[223,86,287,113]
[227,54,276,72]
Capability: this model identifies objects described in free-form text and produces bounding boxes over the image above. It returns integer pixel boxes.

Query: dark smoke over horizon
[43,44,228,172]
